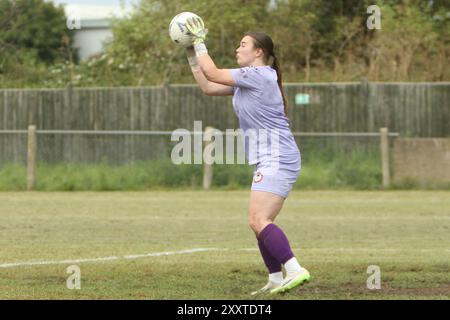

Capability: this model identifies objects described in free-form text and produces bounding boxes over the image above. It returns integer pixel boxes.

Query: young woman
[185,17,310,295]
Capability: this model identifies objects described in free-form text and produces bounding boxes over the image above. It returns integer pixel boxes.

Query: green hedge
[0,150,447,191]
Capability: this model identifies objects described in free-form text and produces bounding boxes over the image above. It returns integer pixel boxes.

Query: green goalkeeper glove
[186,17,208,44]
[186,17,208,55]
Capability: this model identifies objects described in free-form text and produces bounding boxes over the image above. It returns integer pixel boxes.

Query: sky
[46,0,139,19]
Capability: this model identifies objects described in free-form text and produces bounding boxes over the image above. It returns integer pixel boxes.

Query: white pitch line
[0,256,120,269]
[0,248,223,269]
[1,247,449,269]
[123,248,224,259]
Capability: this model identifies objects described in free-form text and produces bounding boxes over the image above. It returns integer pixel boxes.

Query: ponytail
[271,55,288,117]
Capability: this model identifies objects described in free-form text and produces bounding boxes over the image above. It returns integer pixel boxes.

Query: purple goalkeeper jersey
[230,66,300,169]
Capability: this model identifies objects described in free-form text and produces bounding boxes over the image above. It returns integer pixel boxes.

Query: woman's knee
[248,215,259,233]
[248,213,272,234]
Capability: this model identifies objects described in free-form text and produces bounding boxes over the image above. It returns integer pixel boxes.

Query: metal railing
[0,127,399,190]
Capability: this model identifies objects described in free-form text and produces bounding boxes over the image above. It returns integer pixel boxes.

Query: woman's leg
[248,190,284,294]
[249,190,284,275]
[248,190,309,293]
[248,190,285,237]
[248,191,301,273]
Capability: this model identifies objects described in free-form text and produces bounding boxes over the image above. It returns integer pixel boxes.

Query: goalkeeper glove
[185,17,208,56]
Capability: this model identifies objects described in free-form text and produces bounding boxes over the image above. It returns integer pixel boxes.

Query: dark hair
[244,31,288,117]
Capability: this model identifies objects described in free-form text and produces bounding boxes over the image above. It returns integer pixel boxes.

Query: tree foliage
[0,0,448,88]
[0,0,75,86]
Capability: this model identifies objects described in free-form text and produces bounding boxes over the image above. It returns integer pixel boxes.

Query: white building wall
[73,27,113,61]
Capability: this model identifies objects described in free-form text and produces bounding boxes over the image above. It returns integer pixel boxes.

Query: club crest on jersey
[253,172,263,183]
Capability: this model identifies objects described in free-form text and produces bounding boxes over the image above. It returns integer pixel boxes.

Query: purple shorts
[250,159,301,199]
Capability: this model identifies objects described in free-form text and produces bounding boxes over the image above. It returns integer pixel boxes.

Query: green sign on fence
[295,93,310,105]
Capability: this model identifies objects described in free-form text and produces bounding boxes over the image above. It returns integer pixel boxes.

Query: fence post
[380,127,390,188]
[27,125,37,191]
[203,126,215,190]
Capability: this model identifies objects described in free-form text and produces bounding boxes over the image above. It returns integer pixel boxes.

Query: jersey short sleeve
[230,67,262,90]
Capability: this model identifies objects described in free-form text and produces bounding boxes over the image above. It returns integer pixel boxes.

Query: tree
[264,0,318,81]
[1,0,447,87]
[367,3,439,80]
[104,0,270,85]
[0,0,76,80]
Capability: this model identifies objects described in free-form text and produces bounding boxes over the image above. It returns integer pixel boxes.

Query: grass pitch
[0,190,449,299]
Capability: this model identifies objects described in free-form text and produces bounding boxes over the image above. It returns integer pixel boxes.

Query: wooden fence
[0,82,449,165]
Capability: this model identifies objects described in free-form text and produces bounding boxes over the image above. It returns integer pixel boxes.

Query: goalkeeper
[185,17,310,295]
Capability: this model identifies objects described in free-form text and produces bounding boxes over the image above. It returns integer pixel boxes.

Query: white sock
[284,257,302,276]
[269,272,283,284]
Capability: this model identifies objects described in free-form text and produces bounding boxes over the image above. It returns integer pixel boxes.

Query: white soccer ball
[169,12,204,47]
